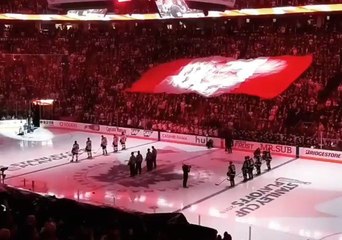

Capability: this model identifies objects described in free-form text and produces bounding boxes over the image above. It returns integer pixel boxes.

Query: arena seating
[0,184,218,240]
[0,16,341,150]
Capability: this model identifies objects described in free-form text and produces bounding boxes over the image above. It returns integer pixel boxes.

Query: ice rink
[1,128,342,240]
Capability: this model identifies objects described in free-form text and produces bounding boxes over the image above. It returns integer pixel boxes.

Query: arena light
[32,99,54,106]
[0,3,341,21]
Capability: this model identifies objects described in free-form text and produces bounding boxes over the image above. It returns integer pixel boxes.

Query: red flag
[129,55,313,99]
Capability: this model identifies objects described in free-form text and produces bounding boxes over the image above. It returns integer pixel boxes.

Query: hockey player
[255,154,262,175]
[18,126,24,136]
[263,150,272,170]
[227,161,236,187]
[146,148,153,171]
[101,135,108,155]
[136,151,143,175]
[151,146,157,169]
[120,132,127,150]
[85,138,92,159]
[242,157,249,182]
[71,141,80,162]
[254,148,261,159]
[112,134,119,153]
[248,156,254,180]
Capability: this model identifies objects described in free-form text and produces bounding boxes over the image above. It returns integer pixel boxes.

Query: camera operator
[206,138,213,149]
[1,167,8,184]
[182,163,191,188]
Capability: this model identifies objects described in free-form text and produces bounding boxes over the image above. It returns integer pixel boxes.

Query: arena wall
[1,119,340,162]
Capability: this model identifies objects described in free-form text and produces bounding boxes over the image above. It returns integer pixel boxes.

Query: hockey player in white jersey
[112,134,119,153]
[85,138,92,159]
[120,132,127,150]
[71,141,80,162]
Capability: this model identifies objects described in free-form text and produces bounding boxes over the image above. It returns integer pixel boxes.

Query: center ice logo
[73,162,213,192]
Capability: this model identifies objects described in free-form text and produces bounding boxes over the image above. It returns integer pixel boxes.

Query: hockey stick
[93,147,101,154]
[215,178,228,186]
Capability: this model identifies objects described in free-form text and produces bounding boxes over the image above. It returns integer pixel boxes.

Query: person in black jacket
[182,163,191,188]
[151,146,157,169]
[128,152,136,177]
[136,151,143,175]
[248,156,254,180]
[146,148,153,171]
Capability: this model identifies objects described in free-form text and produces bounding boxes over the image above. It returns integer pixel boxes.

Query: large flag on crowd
[129,55,313,99]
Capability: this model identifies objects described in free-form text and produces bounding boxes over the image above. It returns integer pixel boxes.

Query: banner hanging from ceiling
[129,55,313,99]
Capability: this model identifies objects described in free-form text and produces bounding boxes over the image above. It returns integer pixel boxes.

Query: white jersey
[72,143,79,154]
[113,136,119,145]
[120,135,127,144]
[86,140,92,151]
[101,137,107,146]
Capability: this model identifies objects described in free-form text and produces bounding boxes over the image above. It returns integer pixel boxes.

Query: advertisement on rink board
[160,132,222,147]
[41,120,159,140]
[0,120,27,129]
[233,140,296,157]
[299,148,342,162]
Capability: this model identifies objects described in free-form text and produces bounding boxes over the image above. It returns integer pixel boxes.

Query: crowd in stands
[0,0,340,15]
[235,0,341,8]
[0,185,219,240]
[0,15,341,150]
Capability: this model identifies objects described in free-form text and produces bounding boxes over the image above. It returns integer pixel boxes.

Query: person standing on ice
[263,150,272,170]
[145,148,153,171]
[182,163,191,188]
[151,146,157,169]
[71,141,79,162]
[128,152,136,177]
[112,134,119,152]
[254,147,261,159]
[85,138,92,159]
[101,135,108,155]
[227,161,236,187]
[136,151,143,175]
[247,156,254,180]
[242,156,249,182]
[120,132,127,150]
[255,154,262,175]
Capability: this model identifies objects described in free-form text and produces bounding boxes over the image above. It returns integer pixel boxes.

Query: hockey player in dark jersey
[242,157,249,182]
[227,161,236,187]
[71,141,80,162]
[255,154,262,175]
[254,148,261,159]
[248,156,254,180]
[263,150,272,170]
[101,135,108,155]
[85,138,92,159]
